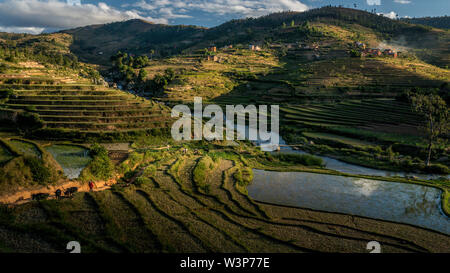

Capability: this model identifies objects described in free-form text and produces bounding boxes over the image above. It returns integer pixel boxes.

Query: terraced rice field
[301,58,448,91]
[0,75,172,133]
[8,139,41,158]
[281,99,421,128]
[302,132,374,147]
[1,151,449,253]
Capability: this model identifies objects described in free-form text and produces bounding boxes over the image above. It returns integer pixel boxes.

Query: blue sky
[0,0,448,34]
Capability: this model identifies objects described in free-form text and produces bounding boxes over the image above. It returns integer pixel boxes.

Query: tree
[137,68,148,83]
[153,74,168,92]
[164,68,176,81]
[87,144,113,180]
[409,93,449,166]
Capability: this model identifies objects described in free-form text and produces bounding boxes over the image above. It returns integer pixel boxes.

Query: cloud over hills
[0,0,309,34]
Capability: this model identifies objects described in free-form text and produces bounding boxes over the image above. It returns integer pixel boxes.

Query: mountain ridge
[57,7,449,68]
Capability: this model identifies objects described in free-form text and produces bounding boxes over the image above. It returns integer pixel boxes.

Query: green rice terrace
[0,62,173,139]
[280,99,449,174]
[282,99,421,127]
[0,145,449,253]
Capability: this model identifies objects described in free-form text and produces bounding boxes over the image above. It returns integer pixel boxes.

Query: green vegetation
[0,139,62,194]
[8,139,41,158]
[273,153,324,167]
[23,156,51,185]
[193,156,215,193]
[233,166,254,195]
[280,98,448,173]
[80,144,114,181]
[0,145,448,253]
[0,33,80,69]
[302,132,373,147]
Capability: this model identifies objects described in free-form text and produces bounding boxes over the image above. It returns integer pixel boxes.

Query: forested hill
[63,19,206,65]
[60,6,448,66]
[401,16,450,30]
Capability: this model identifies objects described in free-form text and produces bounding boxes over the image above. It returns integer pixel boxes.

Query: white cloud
[186,0,308,16]
[366,0,381,5]
[0,0,310,34]
[378,11,398,19]
[0,0,168,34]
[127,0,308,18]
[0,26,45,34]
[394,0,411,4]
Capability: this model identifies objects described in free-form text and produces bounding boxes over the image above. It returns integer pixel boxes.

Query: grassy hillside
[63,19,205,65]
[0,138,64,195]
[63,7,450,68]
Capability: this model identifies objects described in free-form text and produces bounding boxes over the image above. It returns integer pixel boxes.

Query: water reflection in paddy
[248,170,450,235]
[46,145,92,179]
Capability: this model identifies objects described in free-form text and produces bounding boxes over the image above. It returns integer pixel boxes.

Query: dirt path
[0,178,118,205]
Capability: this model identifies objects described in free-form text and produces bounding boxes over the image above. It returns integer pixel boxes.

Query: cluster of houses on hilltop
[207,44,255,53]
[354,42,398,58]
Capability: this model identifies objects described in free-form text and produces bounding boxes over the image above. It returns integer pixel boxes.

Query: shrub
[118,161,131,175]
[24,156,51,185]
[143,165,157,177]
[128,152,144,168]
[350,49,361,58]
[124,170,137,181]
[234,169,243,184]
[144,150,163,162]
[86,144,114,180]
[234,167,253,186]
[134,177,152,187]
[424,164,450,174]
[193,156,214,193]
[274,153,324,167]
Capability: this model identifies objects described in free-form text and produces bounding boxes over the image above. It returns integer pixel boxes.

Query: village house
[383,49,397,58]
[208,46,217,52]
[249,44,261,51]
